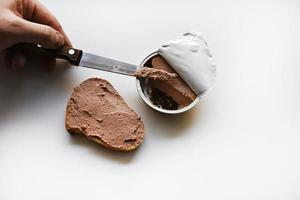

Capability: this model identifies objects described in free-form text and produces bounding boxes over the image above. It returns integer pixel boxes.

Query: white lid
[158,30,216,96]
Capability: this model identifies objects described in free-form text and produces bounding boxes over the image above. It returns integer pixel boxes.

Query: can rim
[135,51,200,114]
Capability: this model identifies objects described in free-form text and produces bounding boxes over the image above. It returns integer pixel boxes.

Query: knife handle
[9,43,83,66]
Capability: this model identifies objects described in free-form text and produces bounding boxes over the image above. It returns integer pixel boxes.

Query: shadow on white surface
[138,98,200,138]
[0,58,72,125]
[68,132,140,164]
[0,56,140,163]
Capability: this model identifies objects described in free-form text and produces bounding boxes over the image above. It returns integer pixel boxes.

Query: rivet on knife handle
[9,43,83,66]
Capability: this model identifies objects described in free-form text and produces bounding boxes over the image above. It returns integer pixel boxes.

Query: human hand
[0,0,71,71]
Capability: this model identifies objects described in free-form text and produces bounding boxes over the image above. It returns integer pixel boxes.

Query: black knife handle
[9,43,83,66]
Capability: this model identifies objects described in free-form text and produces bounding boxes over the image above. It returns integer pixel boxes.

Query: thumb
[13,18,65,49]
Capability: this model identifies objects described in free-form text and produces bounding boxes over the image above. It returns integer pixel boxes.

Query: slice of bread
[65,78,144,151]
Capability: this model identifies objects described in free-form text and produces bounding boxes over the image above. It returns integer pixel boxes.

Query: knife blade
[10,43,139,76]
[79,52,138,76]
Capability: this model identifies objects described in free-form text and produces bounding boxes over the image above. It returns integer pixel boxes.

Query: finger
[22,0,72,47]
[4,51,26,70]
[11,53,27,71]
[13,18,65,49]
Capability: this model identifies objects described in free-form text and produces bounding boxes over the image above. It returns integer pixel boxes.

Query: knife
[9,43,139,76]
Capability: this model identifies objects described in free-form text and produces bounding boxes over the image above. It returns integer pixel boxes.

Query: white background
[1,0,300,199]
